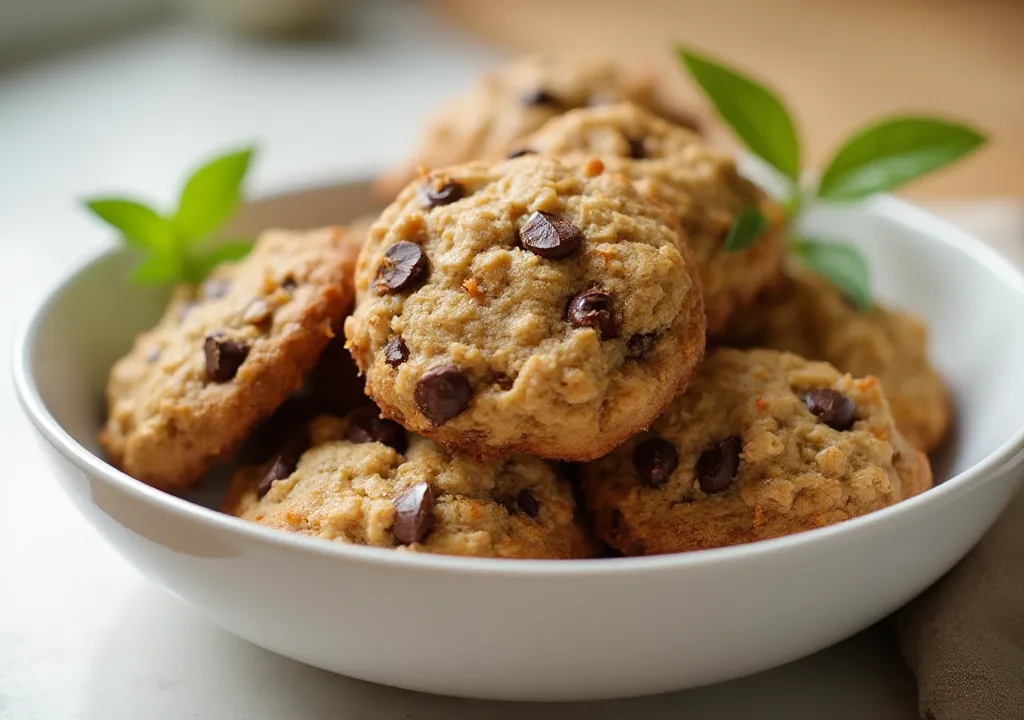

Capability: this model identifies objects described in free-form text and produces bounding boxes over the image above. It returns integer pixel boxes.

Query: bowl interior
[22,181,1024,514]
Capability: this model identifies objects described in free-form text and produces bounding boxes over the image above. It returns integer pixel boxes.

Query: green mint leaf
[817,117,986,200]
[724,206,768,251]
[131,247,183,285]
[174,147,256,242]
[677,47,801,182]
[183,239,254,283]
[84,198,171,250]
[792,238,871,310]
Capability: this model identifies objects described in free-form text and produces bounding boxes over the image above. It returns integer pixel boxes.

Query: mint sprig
[84,146,257,285]
[724,206,769,251]
[817,117,985,200]
[676,47,986,310]
[678,49,801,182]
[791,239,871,310]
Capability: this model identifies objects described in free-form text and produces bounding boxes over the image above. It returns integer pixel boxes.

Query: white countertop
[1,3,1021,717]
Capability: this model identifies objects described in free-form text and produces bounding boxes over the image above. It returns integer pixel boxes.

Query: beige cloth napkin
[892,200,1024,720]
[892,487,1024,719]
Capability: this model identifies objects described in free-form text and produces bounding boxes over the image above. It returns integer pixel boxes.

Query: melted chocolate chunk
[257,427,310,499]
[567,287,618,339]
[203,334,249,382]
[375,241,428,294]
[696,436,742,494]
[392,482,435,544]
[383,337,409,368]
[632,437,679,486]
[804,389,856,431]
[418,180,464,209]
[519,211,582,259]
[414,364,473,426]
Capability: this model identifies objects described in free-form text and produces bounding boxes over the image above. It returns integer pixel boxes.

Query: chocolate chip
[177,301,198,323]
[241,298,271,325]
[418,180,464,209]
[507,148,536,159]
[280,276,297,292]
[257,427,309,498]
[516,489,540,518]
[392,482,435,544]
[384,337,409,368]
[519,211,582,259]
[203,334,249,382]
[696,436,742,494]
[567,287,618,339]
[626,333,658,359]
[201,278,231,300]
[375,241,428,294]
[347,406,408,452]
[627,137,646,159]
[804,389,856,431]
[414,364,472,426]
[632,438,679,486]
[522,88,559,107]
[495,374,514,391]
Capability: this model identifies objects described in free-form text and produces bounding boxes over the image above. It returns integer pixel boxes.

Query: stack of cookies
[100,57,947,559]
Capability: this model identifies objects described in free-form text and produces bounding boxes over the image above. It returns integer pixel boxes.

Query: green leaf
[174,147,256,242]
[792,238,871,310]
[131,248,183,285]
[677,47,801,181]
[84,198,171,250]
[183,239,254,283]
[724,206,768,251]
[817,117,986,200]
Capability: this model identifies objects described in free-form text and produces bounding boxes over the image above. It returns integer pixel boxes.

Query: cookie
[581,348,932,555]
[375,56,700,200]
[100,227,356,489]
[345,155,706,462]
[522,103,786,334]
[223,412,597,559]
[722,272,951,451]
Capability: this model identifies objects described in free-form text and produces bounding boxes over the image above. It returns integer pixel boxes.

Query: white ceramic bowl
[14,179,1024,701]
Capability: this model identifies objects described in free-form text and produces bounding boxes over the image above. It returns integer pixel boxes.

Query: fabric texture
[892,484,1024,719]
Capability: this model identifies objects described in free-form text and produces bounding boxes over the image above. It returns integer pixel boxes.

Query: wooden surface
[433,0,1024,198]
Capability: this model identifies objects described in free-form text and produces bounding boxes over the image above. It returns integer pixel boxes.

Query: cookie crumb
[463,277,484,300]
[583,157,605,176]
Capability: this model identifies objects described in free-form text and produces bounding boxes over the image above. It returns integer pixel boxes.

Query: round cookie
[100,226,357,489]
[722,271,951,451]
[582,348,932,555]
[375,55,700,200]
[521,103,786,334]
[223,412,597,559]
[345,155,706,462]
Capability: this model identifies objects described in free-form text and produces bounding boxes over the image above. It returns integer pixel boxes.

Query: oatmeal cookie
[224,412,596,559]
[723,271,950,451]
[522,103,785,333]
[582,348,932,555]
[345,155,706,461]
[100,227,356,489]
[375,56,699,200]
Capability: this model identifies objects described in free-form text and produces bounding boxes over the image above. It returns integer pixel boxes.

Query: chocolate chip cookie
[100,227,356,489]
[375,56,700,200]
[345,155,706,462]
[223,412,597,559]
[522,103,786,334]
[582,348,932,555]
[723,271,951,451]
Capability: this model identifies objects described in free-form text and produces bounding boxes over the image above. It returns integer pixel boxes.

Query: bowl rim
[14,184,1024,578]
